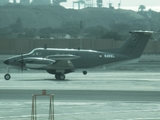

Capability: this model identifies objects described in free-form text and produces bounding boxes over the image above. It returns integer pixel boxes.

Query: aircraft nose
[4,59,9,65]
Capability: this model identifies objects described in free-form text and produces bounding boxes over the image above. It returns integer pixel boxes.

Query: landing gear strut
[55,73,65,80]
[4,67,11,80]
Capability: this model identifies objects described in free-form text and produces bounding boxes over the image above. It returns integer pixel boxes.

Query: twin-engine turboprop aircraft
[4,31,153,80]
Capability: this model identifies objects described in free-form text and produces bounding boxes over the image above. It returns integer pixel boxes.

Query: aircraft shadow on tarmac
[44,78,71,81]
[15,78,71,82]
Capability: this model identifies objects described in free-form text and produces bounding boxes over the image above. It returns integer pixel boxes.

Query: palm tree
[138,5,146,11]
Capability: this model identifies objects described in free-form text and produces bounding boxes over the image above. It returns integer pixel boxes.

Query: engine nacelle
[24,57,55,69]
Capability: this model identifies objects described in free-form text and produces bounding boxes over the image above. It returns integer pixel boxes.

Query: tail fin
[118,31,153,58]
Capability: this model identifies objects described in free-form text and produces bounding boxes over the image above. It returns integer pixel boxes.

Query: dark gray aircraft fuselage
[3,31,153,80]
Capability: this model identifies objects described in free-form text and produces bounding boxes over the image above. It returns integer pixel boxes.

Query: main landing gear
[55,73,65,80]
[4,67,11,80]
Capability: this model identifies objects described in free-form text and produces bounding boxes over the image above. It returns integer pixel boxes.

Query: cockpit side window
[31,50,42,56]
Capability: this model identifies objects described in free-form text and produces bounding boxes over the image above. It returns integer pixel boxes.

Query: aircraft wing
[46,54,80,69]
[46,54,80,60]
[23,54,80,69]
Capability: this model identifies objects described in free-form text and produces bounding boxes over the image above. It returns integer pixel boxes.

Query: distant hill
[0,4,160,40]
[0,4,149,29]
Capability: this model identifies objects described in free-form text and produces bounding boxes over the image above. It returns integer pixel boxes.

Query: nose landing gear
[4,67,11,80]
[4,74,11,80]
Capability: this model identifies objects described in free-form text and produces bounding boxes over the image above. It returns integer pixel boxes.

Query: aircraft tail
[118,31,153,58]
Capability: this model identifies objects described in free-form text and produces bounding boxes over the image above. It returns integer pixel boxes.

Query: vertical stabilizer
[118,31,153,58]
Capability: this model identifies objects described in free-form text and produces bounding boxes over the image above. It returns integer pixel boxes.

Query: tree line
[0,9,160,41]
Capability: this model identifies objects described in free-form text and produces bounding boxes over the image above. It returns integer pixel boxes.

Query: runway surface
[1,55,160,120]
[1,71,160,120]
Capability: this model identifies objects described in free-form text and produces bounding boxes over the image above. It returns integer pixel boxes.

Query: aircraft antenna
[79,21,84,49]
[44,44,47,49]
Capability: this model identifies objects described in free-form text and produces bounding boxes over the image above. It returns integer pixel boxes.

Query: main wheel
[83,71,87,75]
[55,74,65,80]
[4,74,11,80]
[59,74,65,80]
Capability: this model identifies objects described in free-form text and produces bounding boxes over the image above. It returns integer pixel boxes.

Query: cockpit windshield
[27,49,42,56]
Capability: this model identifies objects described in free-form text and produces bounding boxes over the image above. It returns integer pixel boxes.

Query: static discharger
[31,90,54,120]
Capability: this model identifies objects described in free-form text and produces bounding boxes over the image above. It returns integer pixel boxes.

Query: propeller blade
[20,54,23,73]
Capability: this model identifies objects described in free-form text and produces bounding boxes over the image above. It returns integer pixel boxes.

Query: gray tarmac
[1,55,160,120]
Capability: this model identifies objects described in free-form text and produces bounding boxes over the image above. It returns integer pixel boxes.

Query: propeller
[19,53,25,73]
[18,52,27,73]
[20,54,23,73]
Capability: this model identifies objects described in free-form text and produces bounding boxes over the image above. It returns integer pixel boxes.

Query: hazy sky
[11,0,160,11]
[12,0,159,6]
[60,0,160,10]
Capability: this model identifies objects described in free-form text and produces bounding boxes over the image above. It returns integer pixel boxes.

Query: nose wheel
[4,74,11,80]
[4,67,11,80]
